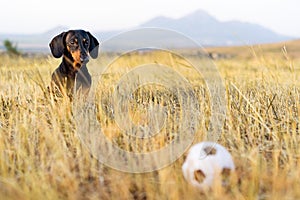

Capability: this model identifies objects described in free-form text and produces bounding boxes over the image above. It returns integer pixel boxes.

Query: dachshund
[49,29,99,99]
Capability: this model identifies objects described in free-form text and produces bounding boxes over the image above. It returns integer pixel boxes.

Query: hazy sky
[1,0,299,37]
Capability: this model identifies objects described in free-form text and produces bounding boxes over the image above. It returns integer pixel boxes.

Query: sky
[1,0,299,37]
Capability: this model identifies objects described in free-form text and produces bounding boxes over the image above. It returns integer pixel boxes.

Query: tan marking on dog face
[71,49,82,68]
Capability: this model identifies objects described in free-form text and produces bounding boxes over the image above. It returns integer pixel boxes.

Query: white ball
[182,141,235,190]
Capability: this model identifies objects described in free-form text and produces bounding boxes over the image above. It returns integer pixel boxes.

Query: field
[0,40,299,200]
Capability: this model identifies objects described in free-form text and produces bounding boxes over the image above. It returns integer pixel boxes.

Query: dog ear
[49,32,66,58]
[87,32,99,59]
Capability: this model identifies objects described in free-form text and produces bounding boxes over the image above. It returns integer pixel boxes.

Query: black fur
[49,30,99,98]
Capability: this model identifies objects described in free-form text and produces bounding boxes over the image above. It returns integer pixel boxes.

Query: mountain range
[0,10,294,52]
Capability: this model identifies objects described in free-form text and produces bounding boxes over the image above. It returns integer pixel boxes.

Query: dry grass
[0,41,299,200]
[206,39,300,59]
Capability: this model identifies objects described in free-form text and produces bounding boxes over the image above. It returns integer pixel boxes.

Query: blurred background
[0,0,299,52]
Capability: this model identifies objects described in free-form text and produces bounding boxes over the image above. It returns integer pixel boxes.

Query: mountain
[42,26,69,37]
[137,9,292,46]
[0,9,294,52]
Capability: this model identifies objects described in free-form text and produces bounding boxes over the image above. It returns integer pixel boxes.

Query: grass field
[0,40,299,200]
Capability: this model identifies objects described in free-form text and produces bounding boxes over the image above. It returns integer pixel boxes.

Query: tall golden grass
[0,43,299,200]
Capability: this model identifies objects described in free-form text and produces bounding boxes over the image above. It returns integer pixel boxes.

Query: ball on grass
[182,141,235,190]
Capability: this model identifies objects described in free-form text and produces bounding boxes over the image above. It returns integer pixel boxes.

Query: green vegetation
[3,40,21,56]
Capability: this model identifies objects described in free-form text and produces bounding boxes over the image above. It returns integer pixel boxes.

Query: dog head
[49,30,99,70]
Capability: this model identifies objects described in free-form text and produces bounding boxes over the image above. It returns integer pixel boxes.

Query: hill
[0,9,295,52]
[138,9,292,46]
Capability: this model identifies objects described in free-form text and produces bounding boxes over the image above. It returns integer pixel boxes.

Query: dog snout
[80,52,89,63]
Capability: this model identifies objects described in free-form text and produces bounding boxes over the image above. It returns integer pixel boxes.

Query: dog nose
[80,56,89,63]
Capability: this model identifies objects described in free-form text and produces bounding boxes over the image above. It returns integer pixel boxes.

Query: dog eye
[84,40,89,46]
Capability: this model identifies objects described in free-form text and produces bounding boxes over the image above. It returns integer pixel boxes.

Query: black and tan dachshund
[49,30,99,98]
